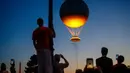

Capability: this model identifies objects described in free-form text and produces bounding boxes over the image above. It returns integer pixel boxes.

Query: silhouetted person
[54,54,69,73]
[10,59,16,73]
[83,58,98,73]
[84,58,95,73]
[96,47,113,73]
[0,63,9,73]
[112,55,128,73]
[10,63,16,73]
[83,68,95,73]
[76,69,82,73]
[32,18,54,73]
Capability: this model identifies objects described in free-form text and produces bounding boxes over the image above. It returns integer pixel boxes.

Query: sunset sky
[0,0,130,73]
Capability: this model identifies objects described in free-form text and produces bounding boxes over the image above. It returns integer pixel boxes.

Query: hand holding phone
[86,58,94,68]
[116,54,119,60]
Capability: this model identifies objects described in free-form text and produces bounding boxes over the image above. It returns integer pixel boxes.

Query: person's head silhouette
[117,55,124,64]
[54,54,60,63]
[37,18,44,27]
[76,69,82,73]
[101,47,108,57]
[1,63,6,71]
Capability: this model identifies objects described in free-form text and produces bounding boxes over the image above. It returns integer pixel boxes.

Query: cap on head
[101,47,108,56]
[37,18,44,26]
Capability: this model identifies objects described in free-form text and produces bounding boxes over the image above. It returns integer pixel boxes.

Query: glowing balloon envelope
[60,0,89,42]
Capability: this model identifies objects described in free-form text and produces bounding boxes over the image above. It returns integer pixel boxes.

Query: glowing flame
[62,15,88,28]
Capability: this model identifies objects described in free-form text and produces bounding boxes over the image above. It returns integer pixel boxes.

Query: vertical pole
[48,0,53,29]
[48,0,56,73]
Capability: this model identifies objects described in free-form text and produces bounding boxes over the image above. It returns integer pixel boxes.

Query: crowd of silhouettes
[1,18,130,73]
[31,18,129,73]
[82,47,130,73]
[0,48,130,73]
[0,59,16,73]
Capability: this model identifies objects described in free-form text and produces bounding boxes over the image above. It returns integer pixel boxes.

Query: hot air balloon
[60,0,89,42]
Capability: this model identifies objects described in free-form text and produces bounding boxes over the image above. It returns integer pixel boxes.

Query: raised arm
[60,54,69,68]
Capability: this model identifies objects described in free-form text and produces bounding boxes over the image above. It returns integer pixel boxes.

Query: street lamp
[48,0,56,73]
[60,0,89,42]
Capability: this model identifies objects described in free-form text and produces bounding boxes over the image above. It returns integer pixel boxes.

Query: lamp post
[48,0,55,73]
[48,0,55,50]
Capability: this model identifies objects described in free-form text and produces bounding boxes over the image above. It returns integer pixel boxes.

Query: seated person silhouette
[0,63,9,73]
[112,55,128,73]
[54,54,69,73]
[96,47,113,73]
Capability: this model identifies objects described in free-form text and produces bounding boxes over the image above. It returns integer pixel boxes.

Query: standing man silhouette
[96,47,113,73]
[32,18,54,73]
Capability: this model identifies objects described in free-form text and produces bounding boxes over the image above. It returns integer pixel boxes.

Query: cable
[72,42,79,69]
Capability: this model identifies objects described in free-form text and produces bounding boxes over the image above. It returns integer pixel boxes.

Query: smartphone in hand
[86,58,94,68]
[116,54,119,60]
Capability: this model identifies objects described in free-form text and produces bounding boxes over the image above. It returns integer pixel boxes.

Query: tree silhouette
[25,54,38,73]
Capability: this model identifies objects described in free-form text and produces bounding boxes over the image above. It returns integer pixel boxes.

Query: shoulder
[113,64,118,68]
[46,28,52,33]
[41,27,51,31]
[33,28,39,33]
[121,64,127,68]
[96,57,102,61]
[107,57,113,61]
[114,64,127,69]
[96,57,102,63]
